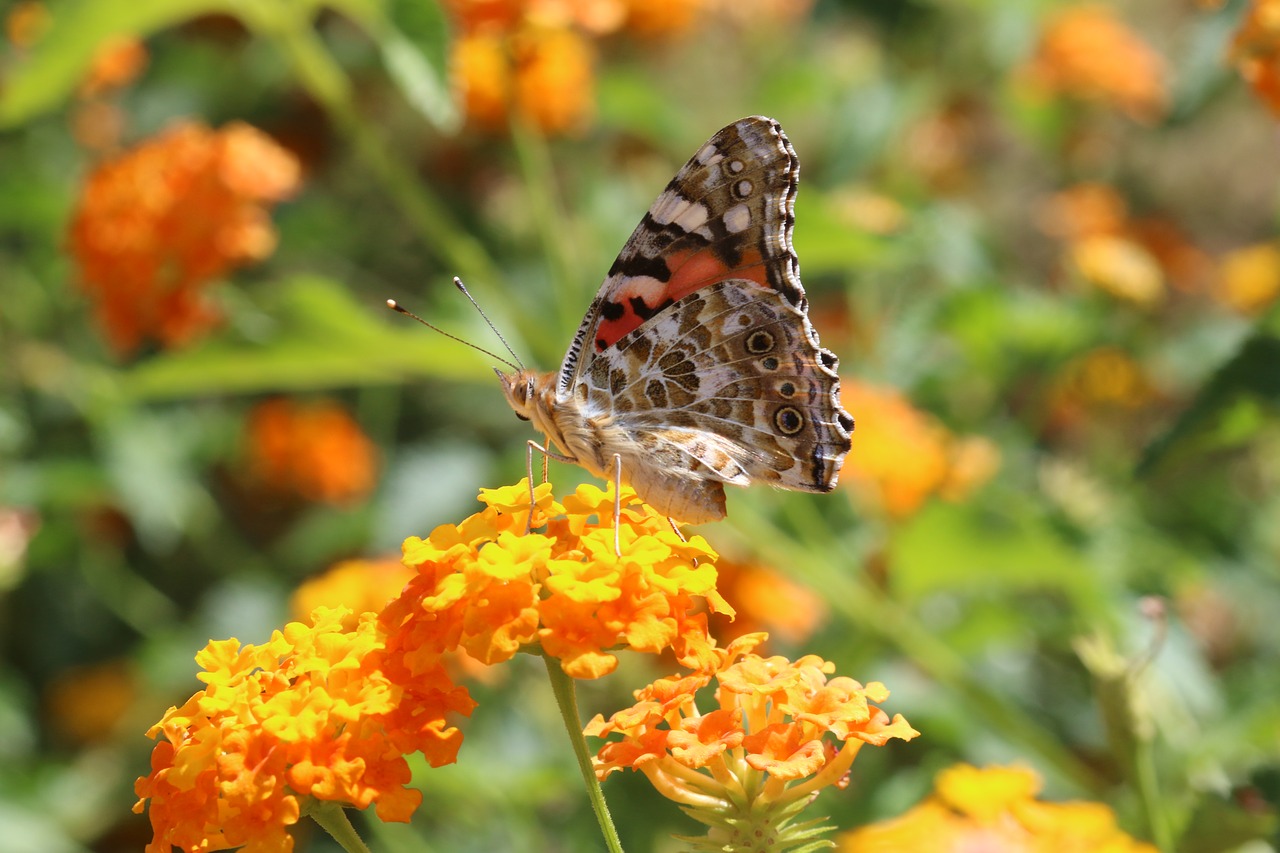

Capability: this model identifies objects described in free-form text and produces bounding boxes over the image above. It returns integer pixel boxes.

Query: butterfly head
[495,368,539,422]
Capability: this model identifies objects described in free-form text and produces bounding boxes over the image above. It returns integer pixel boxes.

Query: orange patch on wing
[593,247,771,351]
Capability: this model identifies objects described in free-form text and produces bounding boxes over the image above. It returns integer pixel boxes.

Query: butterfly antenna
[453,276,525,371]
[386,299,521,371]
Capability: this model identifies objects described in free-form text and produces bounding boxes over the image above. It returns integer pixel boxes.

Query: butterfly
[499,116,853,525]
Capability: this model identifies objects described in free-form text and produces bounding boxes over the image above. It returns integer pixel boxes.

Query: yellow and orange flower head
[1020,4,1169,122]
[242,397,379,507]
[838,763,1158,853]
[381,479,728,681]
[68,120,300,355]
[586,642,918,851]
[134,607,475,853]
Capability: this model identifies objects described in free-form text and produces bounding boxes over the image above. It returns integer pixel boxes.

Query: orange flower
[838,763,1158,852]
[1216,242,1280,314]
[1021,5,1168,122]
[380,479,728,680]
[452,24,595,134]
[290,558,416,630]
[618,0,704,39]
[1231,0,1280,115]
[79,36,148,97]
[46,659,136,744]
[841,381,998,518]
[134,607,474,853]
[4,0,50,47]
[587,642,918,849]
[1070,235,1164,307]
[243,398,378,506]
[709,556,827,646]
[68,121,300,354]
[1038,184,1210,302]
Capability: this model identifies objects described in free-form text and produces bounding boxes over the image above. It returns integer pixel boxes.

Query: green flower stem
[305,800,373,853]
[542,653,626,853]
[733,502,1105,795]
[510,118,582,340]
[254,5,501,290]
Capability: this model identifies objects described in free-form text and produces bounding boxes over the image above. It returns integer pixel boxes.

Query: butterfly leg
[525,439,576,532]
[612,453,624,557]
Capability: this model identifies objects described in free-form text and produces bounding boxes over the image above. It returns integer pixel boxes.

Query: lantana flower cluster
[587,635,919,851]
[136,479,918,852]
[68,120,299,354]
[381,479,728,680]
[838,763,1158,852]
[134,608,473,853]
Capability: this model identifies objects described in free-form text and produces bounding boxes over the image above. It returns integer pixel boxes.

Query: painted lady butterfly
[499,116,854,524]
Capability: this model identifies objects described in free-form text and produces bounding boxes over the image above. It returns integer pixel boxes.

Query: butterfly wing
[557,116,811,394]
[557,117,853,520]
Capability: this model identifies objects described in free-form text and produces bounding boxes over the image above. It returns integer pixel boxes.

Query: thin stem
[542,653,626,853]
[305,800,373,853]
[260,8,501,290]
[510,116,581,340]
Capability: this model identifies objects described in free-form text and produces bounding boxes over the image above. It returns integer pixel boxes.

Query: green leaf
[115,275,490,400]
[377,0,459,131]
[1138,315,1280,475]
[890,499,1094,602]
[0,0,239,128]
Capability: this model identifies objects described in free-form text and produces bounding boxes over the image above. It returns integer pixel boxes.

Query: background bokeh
[3,0,1280,851]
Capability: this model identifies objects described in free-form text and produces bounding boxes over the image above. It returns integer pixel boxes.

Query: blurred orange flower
[841,381,999,518]
[243,398,378,507]
[4,1,50,48]
[1071,235,1164,308]
[1038,183,1211,302]
[79,36,148,97]
[1047,346,1157,436]
[588,642,917,848]
[452,25,594,134]
[446,0,718,133]
[46,659,136,745]
[381,479,727,680]
[290,558,416,630]
[1021,5,1168,122]
[68,121,300,354]
[135,607,474,853]
[709,556,827,646]
[1231,0,1280,115]
[1216,242,1280,314]
[838,763,1157,852]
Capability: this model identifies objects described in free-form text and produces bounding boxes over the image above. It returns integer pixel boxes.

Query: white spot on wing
[723,203,751,234]
[649,190,709,231]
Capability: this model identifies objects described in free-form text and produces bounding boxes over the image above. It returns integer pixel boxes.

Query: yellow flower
[1216,242,1280,314]
[838,763,1158,853]
[1070,235,1164,308]
[587,643,918,850]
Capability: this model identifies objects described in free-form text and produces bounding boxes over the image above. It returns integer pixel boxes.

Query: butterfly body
[500,117,853,524]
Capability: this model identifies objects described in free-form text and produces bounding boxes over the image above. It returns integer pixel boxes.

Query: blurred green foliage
[2,0,1280,851]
